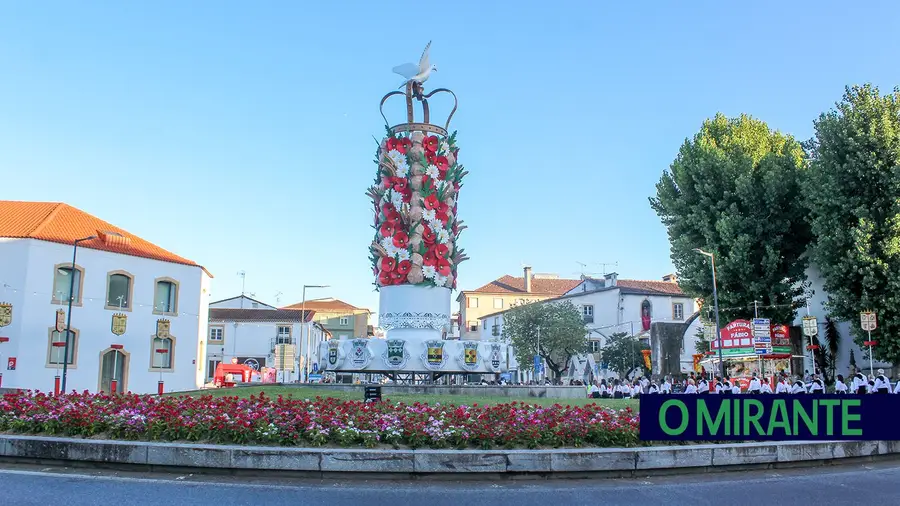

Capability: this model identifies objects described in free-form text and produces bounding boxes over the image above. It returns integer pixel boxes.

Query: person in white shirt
[853,372,868,394]
[731,381,741,394]
[631,381,642,399]
[713,377,724,394]
[661,377,672,394]
[684,379,698,394]
[640,376,650,394]
[808,375,825,394]
[722,378,734,395]
[760,380,773,394]
[748,373,762,395]
[834,374,849,394]
[588,381,601,399]
[791,377,806,394]
[894,378,900,394]
[648,382,660,394]
[697,377,710,394]
[874,369,891,394]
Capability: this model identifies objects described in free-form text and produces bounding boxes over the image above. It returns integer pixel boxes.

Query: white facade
[0,238,211,394]
[208,295,276,310]
[206,303,329,383]
[478,285,697,381]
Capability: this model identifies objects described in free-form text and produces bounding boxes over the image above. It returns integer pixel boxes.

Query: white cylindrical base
[379,285,452,344]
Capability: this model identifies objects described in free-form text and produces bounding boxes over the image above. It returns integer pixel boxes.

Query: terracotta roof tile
[469,275,581,296]
[209,308,315,322]
[281,298,369,313]
[0,200,209,274]
[616,279,684,296]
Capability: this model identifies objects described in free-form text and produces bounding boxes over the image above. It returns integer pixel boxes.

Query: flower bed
[0,391,640,449]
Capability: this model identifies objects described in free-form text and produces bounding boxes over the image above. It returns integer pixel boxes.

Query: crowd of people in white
[587,369,900,398]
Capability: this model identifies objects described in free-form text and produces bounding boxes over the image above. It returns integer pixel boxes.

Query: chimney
[524,266,532,293]
[604,272,618,287]
[662,273,677,283]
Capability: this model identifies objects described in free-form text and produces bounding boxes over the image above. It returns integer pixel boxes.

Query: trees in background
[504,301,587,379]
[601,332,650,380]
[804,85,900,365]
[650,114,811,325]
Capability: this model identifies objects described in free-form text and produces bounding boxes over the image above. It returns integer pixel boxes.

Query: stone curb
[1,435,897,477]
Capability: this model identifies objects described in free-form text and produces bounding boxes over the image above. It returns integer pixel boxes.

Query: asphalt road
[2,460,899,506]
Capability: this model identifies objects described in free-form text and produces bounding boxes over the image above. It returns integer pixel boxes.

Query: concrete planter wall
[274,384,589,399]
[1,435,897,479]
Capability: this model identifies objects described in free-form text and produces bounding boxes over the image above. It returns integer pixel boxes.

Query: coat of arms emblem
[457,341,480,371]
[0,302,11,328]
[383,338,409,369]
[421,339,446,370]
[326,340,344,369]
[111,313,127,336]
[487,343,503,372]
[156,319,171,339]
[350,338,372,368]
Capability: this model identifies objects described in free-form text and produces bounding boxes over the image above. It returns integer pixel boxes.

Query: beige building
[282,298,371,340]
[456,267,581,340]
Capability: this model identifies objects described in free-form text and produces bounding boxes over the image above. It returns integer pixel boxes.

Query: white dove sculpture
[392,41,437,88]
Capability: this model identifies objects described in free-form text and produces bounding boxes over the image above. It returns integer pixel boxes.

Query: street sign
[802,316,818,336]
[861,312,877,331]
[703,323,716,341]
[752,318,771,344]
[533,355,541,374]
[313,362,319,373]
[755,347,768,355]
[55,309,66,333]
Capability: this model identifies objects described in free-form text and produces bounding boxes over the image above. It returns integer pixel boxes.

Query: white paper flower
[381,237,395,252]
[434,274,448,287]
[390,191,404,209]
[437,229,451,244]
[395,249,410,262]
[422,208,436,223]
[387,149,405,167]
[440,141,450,153]
[422,265,437,280]
[396,159,410,178]
[425,164,440,179]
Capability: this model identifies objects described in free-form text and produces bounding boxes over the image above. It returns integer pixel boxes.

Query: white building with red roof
[0,200,212,394]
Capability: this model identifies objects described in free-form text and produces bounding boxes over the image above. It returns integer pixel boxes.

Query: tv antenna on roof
[597,261,618,275]
[274,291,283,305]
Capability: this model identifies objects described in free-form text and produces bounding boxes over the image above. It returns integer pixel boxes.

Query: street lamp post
[61,235,96,393]
[694,248,725,379]
[301,284,329,382]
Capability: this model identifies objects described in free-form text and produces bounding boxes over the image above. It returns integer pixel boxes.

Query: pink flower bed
[0,391,640,449]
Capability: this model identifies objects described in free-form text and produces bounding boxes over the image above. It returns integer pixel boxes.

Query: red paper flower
[386,138,399,151]
[392,177,408,193]
[392,231,409,249]
[390,271,405,284]
[382,177,393,189]
[436,257,451,276]
[424,194,440,211]
[434,155,449,177]
[435,210,449,223]
[386,211,401,224]
[396,260,411,275]
[382,202,396,214]
[399,137,412,153]
[379,222,395,238]
[380,257,396,272]
[422,226,436,245]
[426,152,436,165]
[434,243,449,258]
[423,135,439,153]
[423,249,438,266]
[378,270,392,286]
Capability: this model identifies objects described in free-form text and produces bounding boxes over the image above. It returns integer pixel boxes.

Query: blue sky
[2,1,899,315]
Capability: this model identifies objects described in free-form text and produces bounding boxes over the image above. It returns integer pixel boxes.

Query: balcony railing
[271,337,296,353]
[583,315,594,323]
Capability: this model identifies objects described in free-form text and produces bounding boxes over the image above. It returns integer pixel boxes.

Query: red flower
[386,138,399,151]
[382,177,393,189]
[382,203,396,215]
[423,249,438,266]
[390,271,406,284]
[426,152,436,165]
[423,194,440,211]
[396,260,411,275]
[379,222,395,238]
[380,257,396,272]
[386,211,401,224]
[378,270,392,286]
[436,257,451,276]
[423,135,439,153]
[434,243,449,258]
[392,177,408,193]
[435,210,449,223]
[422,226,436,245]
[399,138,412,153]
[434,156,449,177]
[421,176,435,192]
[392,231,409,249]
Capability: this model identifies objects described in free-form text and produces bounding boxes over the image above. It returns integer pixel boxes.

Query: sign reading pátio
[640,395,897,441]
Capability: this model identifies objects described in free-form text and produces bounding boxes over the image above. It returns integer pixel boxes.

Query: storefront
[700,320,802,388]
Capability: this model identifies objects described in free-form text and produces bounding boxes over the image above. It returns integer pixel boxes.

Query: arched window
[47,327,79,367]
[641,300,653,331]
[105,271,134,310]
[150,334,175,371]
[153,278,179,315]
[52,264,85,305]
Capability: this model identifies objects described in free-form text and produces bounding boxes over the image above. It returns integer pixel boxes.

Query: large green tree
[600,332,650,379]
[650,113,811,324]
[804,84,900,364]
[504,301,587,378]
